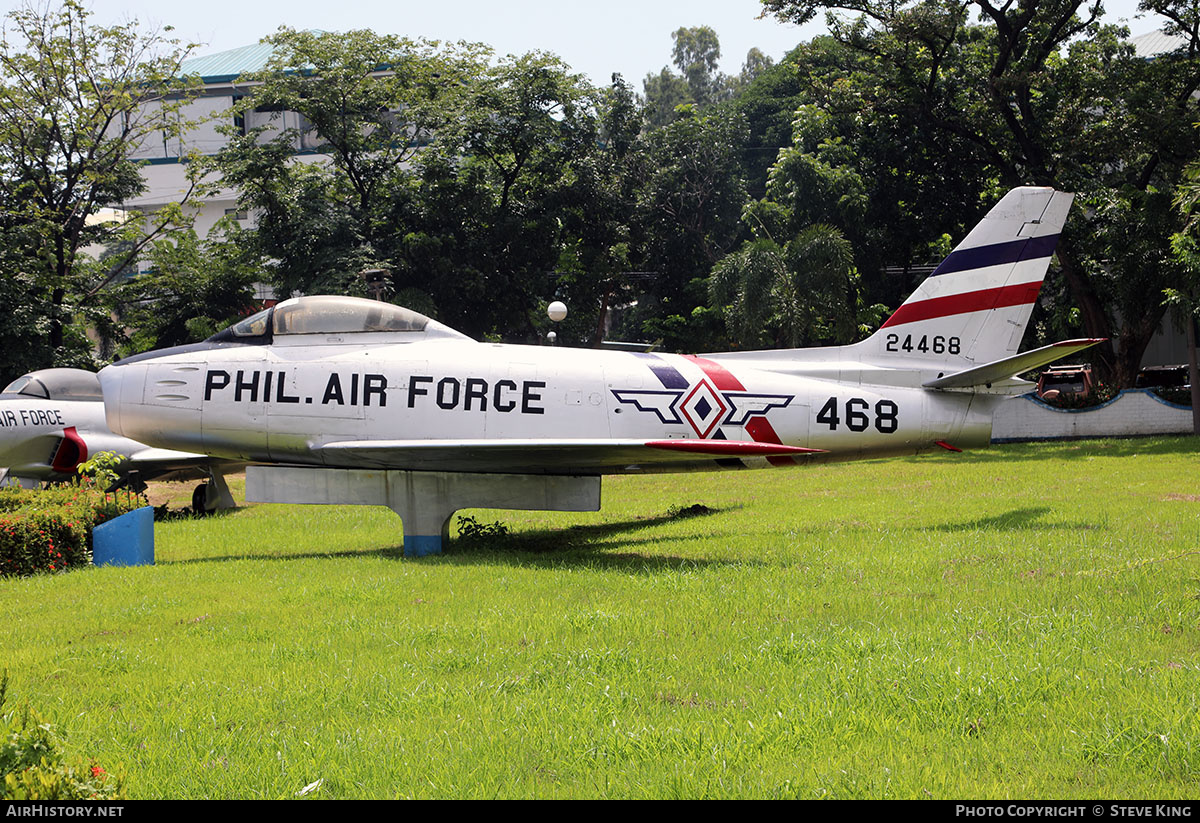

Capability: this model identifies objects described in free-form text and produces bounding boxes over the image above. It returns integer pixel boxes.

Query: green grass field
[2,437,1199,798]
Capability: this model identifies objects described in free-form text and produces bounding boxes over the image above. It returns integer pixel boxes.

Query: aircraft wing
[922,339,1105,390]
[127,447,214,466]
[312,438,826,474]
[120,447,241,485]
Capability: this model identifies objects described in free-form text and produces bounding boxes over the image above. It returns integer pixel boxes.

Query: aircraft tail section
[856,187,1074,368]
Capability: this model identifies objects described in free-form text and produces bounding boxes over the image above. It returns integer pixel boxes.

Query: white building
[124,38,326,244]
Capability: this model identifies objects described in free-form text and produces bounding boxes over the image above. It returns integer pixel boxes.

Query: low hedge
[0,486,146,577]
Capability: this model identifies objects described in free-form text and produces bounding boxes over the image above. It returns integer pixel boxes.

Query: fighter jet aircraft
[0,368,238,512]
[97,186,1099,554]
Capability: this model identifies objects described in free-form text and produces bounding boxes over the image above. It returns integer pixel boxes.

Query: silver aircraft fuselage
[98,331,998,475]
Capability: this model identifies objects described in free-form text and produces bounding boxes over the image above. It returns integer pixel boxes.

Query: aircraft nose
[97,364,124,436]
[0,407,21,462]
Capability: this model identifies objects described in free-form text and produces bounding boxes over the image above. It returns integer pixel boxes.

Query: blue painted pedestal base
[93,506,155,566]
[403,534,444,557]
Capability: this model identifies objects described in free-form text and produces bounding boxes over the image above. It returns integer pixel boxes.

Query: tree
[1168,159,1200,430]
[1051,19,1200,386]
[759,0,1200,386]
[672,25,724,104]
[547,74,648,346]
[406,51,604,340]
[218,34,609,341]
[214,28,482,298]
[114,219,261,355]
[725,46,805,198]
[740,48,775,85]
[642,67,692,129]
[623,107,751,350]
[643,26,740,128]
[0,1,197,372]
[711,225,885,348]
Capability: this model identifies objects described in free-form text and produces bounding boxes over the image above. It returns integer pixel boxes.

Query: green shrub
[0,486,146,577]
[455,514,512,544]
[0,673,125,800]
[0,511,88,577]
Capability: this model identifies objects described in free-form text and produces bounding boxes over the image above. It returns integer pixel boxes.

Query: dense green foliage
[711,225,887,348]
[0,1,199,378]
[114,222,261,356]
[1167,140,1200,419]
[760,0,1200,383]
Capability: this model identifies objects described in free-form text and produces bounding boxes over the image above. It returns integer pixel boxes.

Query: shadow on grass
[165,502,1104,571]
[769,506,1105,536]
[439,506,763,573]
[154,506,246,523]
[923,506,1102,533]
[942,435,1200,464]
[169,545,403,565]
[167,506,757,573]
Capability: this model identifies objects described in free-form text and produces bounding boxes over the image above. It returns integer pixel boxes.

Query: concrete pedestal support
[245,467,601,557]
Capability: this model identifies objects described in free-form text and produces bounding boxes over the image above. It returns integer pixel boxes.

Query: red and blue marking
[882,234,1059,329]
[628,353,801,467]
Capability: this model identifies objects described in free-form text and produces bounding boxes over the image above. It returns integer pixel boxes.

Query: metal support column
[245,466,601,556]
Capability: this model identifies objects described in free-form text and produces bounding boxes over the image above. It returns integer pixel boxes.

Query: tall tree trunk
[593,290,610,347]
[1055,242,1117,382]
[1189,313,1200,435]
[49,286,65,351]
[1113,308,1166,391]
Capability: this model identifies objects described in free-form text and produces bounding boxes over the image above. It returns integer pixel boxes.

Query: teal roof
[180,42,278,83]
[180,33,325,84]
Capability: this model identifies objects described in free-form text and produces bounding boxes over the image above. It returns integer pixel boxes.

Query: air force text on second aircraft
[203,369,548,414]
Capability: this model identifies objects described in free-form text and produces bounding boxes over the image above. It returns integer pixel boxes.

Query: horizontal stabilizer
[314,438,826,474]
[922,338,1105,389]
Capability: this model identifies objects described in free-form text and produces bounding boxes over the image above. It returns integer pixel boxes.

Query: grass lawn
[2,436,1199,798]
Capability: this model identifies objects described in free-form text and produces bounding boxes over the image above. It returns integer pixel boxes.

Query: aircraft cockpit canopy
[1,368,103,401]
[214,296,468,344]
[271,296,430,335]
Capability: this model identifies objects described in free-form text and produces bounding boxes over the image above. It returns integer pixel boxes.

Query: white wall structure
[116,39,325,298]
[124,44,278,223]
[992,390,1193,442]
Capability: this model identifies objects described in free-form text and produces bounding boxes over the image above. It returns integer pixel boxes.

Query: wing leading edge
[312,438,826,474]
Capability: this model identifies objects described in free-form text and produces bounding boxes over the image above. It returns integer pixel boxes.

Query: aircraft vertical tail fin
[857,187,1074,367]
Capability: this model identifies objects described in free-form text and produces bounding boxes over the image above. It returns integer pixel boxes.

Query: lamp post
[547,300,566,345]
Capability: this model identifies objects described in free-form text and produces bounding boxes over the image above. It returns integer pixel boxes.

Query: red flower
[90,764,105,778]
